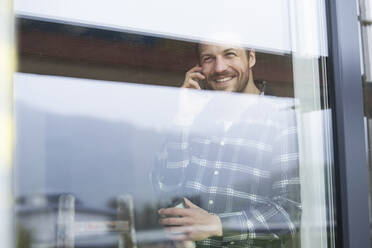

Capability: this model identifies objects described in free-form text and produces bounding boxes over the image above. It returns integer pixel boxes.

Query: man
[181,43,260,94]
[155,42,300,248]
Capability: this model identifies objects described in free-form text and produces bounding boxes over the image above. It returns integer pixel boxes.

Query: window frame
[326,0,371,247]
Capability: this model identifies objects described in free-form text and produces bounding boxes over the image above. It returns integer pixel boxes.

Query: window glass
[14,1,335,248]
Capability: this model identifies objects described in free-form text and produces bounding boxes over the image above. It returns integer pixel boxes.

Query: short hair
[195,42,251,65]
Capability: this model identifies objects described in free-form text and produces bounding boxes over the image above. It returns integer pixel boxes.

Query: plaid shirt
[155,96,301,248]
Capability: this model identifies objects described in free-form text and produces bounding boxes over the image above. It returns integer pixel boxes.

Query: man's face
[199,44,253,92]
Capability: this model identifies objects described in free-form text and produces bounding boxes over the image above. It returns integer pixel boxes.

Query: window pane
[14,1,335,248]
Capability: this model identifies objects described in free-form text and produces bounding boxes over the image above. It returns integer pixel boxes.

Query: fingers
[184,79,201,90]
[182,66,205,89]
[159,217,191,226]
[188,65,202,73]
[165,224,217,235]
[183,198,198,209]
[162,223,193,241]
[164,225,213,241]
[165,225,193,234]
[165,232,189,241]
[158,207,192,217]
[187,72,205,81]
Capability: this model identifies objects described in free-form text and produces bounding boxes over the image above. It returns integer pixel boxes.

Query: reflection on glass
[14,1,334,248]
[154,92,300,248]
[14,73,301,247]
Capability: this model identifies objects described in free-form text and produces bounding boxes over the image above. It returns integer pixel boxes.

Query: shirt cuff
[217,212,250,239]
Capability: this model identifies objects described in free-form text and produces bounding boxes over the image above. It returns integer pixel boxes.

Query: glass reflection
[14,1,333,245]
[14,71,301,247]
[154,93,300,248]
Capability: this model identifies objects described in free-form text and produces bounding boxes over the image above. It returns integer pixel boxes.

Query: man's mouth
[215,76,233,83]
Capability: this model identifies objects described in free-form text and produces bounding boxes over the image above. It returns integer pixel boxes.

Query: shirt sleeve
[217,107,301,246]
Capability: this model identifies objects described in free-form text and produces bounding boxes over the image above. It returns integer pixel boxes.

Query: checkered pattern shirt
[155,96,301,248]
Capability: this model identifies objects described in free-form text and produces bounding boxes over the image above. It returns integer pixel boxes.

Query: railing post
[117,195,137,248]
[57,195,75,248]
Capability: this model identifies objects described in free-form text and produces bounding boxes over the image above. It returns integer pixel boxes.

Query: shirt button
[230,241,235,245]
[214,170,219,175]
[209,200,214,205]
[220,141,225,146]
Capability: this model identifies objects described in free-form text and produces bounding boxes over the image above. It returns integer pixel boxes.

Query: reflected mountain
[14,103,173,247]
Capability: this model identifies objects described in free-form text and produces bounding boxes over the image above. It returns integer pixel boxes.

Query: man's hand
[158,198,222,241]
[182,66,206,90]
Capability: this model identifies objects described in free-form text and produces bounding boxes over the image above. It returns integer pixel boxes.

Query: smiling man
[155,42,301,248]
[182,43,260,94]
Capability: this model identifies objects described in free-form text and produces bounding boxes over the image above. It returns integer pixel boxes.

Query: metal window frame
[326,0,371,247]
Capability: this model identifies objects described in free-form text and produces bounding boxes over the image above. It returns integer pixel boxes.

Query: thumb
[184,198,199,209]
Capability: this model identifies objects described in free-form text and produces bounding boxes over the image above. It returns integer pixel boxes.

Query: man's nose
[214,56,228,73]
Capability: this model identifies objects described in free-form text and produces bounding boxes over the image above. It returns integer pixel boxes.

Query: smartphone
[199,79,207,90]
[198,64,207,90]
[172,198,187,209]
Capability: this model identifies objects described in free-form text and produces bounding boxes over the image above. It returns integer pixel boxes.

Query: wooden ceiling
[17,18,295,96]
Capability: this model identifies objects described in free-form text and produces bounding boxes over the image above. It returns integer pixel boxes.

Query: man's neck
[243,71,260,95]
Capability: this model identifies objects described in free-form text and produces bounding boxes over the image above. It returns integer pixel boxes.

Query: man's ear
[248,49,256,68]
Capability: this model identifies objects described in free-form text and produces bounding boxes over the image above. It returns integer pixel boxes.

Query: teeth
[216,77,232,83]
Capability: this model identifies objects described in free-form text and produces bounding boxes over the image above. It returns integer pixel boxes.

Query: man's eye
[226,52,237,57]
[203,57,212,63]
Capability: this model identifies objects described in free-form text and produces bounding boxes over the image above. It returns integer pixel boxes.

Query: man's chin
[213,84,236,92]
[209,81,237,92]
